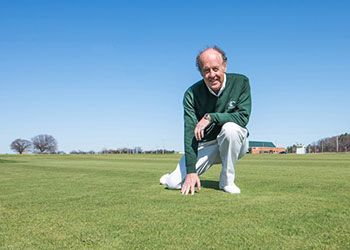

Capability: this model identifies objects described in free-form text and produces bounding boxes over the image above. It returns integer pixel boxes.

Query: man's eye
[213,68,219,72]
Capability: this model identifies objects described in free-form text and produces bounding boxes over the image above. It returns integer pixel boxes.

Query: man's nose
[209,69,215,77]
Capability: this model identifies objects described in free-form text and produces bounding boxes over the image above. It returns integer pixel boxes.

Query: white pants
[165,122,248,189]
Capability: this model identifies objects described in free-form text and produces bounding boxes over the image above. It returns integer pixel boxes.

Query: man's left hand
[194,117,210,141]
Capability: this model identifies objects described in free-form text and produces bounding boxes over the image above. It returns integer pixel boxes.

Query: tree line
[286,133,350,153]
[70,148,175,154]
[10,135,175,154]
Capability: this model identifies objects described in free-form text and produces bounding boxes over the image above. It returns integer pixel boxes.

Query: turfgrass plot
[0,153,349,249]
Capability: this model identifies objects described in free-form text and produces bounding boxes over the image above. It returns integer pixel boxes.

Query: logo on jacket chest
[226,100,237,111]
[228,100,236,108]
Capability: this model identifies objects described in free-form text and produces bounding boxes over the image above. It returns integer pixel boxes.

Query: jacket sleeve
[183,90,198,173]
[209,77,251,128]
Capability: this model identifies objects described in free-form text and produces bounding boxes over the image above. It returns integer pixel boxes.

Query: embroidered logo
[228,100,236,108]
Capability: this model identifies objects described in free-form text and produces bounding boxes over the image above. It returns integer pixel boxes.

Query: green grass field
[0,153,349,249]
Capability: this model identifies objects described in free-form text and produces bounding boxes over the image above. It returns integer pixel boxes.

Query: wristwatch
[204,113,211,123]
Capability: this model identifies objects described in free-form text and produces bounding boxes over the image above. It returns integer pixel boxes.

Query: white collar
[206,73,226,97]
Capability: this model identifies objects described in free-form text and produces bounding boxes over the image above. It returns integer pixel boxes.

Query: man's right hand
[181,173,201,195]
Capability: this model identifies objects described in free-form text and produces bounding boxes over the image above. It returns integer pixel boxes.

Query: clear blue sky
[1,0,349,153]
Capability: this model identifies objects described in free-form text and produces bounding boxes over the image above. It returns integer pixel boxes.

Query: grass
[0,153,349,249]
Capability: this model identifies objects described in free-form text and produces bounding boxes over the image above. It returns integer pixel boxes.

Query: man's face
[199,49,227,93]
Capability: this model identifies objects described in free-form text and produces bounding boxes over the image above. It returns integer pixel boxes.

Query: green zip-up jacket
[183,73,252,173]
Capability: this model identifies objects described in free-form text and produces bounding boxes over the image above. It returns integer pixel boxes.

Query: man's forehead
[200,49,224,63]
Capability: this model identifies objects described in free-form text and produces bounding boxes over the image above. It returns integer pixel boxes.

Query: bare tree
[10,139,32,154]
[32,134,58,153]
[307,133,350,153]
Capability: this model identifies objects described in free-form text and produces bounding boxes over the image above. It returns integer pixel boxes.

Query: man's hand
[194,116,210,141]
[181,173,201,195]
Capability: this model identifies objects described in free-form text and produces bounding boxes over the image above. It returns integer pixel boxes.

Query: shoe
[222,183,241,194]
[159,173,169,185]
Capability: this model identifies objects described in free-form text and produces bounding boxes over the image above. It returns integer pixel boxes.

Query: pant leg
[165,140,220,189]
[217,122,248,189]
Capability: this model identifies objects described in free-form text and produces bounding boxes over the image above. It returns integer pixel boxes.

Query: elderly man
[160,46,251,195]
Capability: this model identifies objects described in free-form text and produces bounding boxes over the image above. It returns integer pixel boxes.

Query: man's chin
[210,84,221,92]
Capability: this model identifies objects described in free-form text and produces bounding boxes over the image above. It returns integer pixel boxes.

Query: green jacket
[183,73,252,173]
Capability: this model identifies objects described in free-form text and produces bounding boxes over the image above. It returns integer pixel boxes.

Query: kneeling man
[160,46,252,195]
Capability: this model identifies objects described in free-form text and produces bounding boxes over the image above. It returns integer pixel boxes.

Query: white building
[296,145,306,154]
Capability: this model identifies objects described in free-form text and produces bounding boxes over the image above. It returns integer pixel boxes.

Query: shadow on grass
[201,180,220,190]
[161,180,220,191]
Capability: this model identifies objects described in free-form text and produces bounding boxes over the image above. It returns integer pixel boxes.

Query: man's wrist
[204,113,212,123]
[186,166,196,174]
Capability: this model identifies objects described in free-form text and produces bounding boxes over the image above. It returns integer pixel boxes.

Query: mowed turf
[0,153,349,249]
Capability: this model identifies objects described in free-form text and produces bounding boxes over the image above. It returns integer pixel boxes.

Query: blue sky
[1,0,349,153]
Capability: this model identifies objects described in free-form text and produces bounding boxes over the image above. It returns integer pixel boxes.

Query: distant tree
[308,132,350,153]
[339,133,350,152]
[69,150,95,154]
[10,139,32,154]
[32,134,57,153]
[286,144,297,153]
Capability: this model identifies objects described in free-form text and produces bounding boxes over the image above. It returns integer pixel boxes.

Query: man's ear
[223,62,227,72]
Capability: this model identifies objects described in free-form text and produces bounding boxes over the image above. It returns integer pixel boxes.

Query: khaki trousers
[165,122,248,189]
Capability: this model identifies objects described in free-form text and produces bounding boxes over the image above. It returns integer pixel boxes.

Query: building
[249,141,286,154]
[296,144,306,154]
